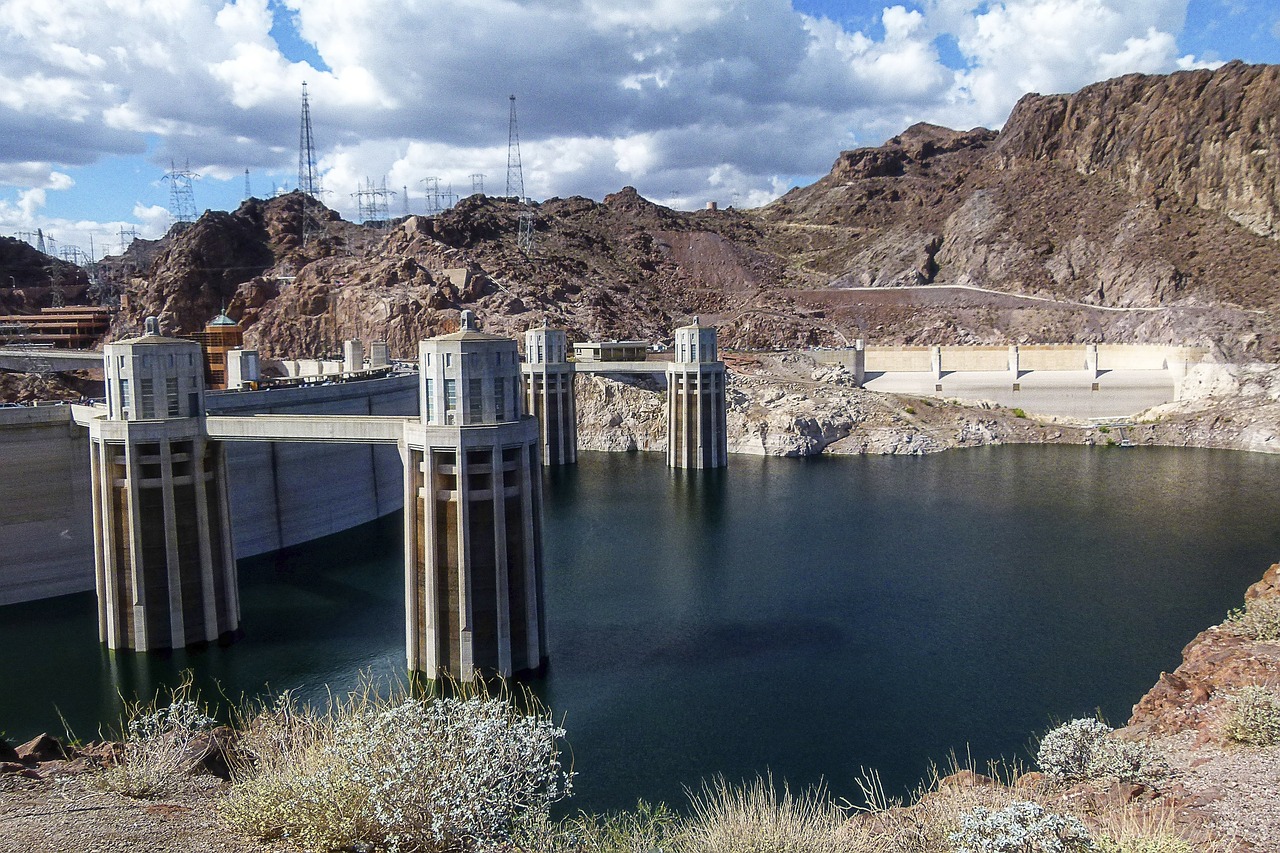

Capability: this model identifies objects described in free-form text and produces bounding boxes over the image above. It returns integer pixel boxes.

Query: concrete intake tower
[402,311,548,679]
[89,318,240,650]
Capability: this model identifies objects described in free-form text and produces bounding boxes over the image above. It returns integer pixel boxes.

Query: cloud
[0,0,1210,235]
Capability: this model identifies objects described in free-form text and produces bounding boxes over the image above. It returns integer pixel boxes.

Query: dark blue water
[2,446,1278,813]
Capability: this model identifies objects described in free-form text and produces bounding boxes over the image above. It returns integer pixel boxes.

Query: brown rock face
[996,62,1280,240]
[1127,562,1280,739]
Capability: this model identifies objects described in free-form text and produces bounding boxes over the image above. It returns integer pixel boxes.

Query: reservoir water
[2,446,1279,813]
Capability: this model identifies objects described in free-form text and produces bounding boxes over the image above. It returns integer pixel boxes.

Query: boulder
[15,733,66,763]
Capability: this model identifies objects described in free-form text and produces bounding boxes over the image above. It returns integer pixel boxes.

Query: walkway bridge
[0,347,103,372]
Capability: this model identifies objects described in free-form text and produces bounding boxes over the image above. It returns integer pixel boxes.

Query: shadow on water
[2,446,1280,815]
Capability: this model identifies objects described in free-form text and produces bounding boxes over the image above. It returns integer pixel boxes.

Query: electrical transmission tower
[471,173,485,195]
[422,177,441,215]
[352,177,396,226]
[402,185,410,216]
[163,159,199,223]
[297,81,326,244]
[244,168,251,199]
[298,82,321,198]
[506,95,524,200]
[118,226,139,255]
[506,96,535,255]
[36,228,46,254]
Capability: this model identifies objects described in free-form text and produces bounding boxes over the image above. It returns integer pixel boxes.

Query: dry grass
[95,673,219,799]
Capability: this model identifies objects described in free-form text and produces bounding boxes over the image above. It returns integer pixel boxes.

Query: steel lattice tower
[164,159,199,223]
[506,95,524,200]
[298,82,321,198]
[470,173,485,195]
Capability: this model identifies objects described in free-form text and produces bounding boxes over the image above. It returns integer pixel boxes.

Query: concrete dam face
[0,373,418,606]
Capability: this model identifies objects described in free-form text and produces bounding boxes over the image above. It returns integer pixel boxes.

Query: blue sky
[1,0,1277,258]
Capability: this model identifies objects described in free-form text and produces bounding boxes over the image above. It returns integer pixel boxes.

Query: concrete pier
[522,327,577,466]
[89,318,239,650]
[402,311,546,679]
[667,320,728,469]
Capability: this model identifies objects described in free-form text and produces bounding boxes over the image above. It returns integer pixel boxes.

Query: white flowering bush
[98,677,220,798]
[949,801,1097,853]
[219,688,573,852]
[1036,720,1157,784]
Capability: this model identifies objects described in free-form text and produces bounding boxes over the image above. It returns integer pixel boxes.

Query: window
[166,377,180,417]
[469,378,483,422]
[139,378,155,419]
[444,379,457,411]
[119,378,130,417]
[445,353,452,367]
[494,377,506,421]
[424,378,435,422]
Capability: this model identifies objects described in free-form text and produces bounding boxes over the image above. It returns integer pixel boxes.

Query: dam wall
[0,405,95,604]
[0,373,419,605]
[825,343,1208,374]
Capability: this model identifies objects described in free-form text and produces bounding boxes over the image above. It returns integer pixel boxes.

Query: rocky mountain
[109,61,1280,361]
[0,237,91,315]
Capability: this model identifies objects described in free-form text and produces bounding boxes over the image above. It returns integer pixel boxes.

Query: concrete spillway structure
[667,320,727,469]
[402,311,547,680]
[88,318,239,650]
[522,327,577,466]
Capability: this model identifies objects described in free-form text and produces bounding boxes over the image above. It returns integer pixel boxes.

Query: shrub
[219,685,573,852]
[97,675,218,798]
[906,406,917,415]
[1012,408,1027,419]
[1036,720,1158,784]
[517,800,682,853]
[1226,598,1280,641]
[1223,685,1280,746]
[679,774,847,853]
[949,801,1096,853]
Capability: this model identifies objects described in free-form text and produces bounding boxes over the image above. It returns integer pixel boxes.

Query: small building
[572,340,649,362]
[0,306,111,348]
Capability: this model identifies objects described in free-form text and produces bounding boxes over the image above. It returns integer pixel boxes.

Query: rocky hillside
[0,236,91,315]
[106,62,1280,362]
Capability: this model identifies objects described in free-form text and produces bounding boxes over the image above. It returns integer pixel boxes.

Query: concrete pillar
[91,317,239,651]
[369,341,389,369]
[403,310,547,680]
[522,327,577,466]
[853,339,866,387]
[225,348,260,390]
[1008,345,1020,381]
[667,320,728,469]
[1085,344,1099,379]
[343,339,364,373]
[930,346,943,381]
